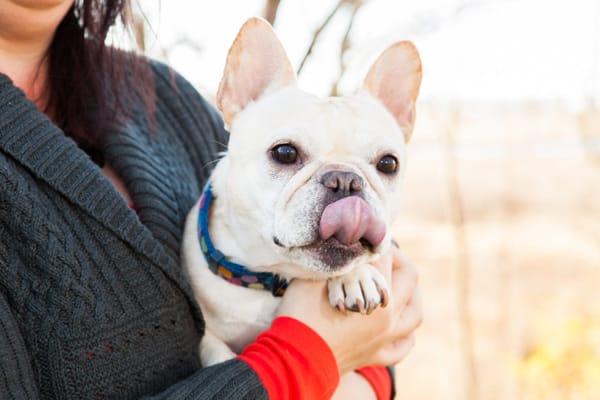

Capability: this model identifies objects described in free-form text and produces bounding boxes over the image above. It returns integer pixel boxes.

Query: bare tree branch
[263,0,282,26]
[297,0,348,74]
[330,0,364,96]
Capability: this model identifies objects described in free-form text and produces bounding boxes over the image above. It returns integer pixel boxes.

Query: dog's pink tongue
[319,196,386,246]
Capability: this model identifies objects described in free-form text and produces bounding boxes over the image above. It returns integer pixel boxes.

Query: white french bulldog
[182,17,422,366]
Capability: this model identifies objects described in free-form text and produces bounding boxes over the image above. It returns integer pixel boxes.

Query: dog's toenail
[380,289,390,307]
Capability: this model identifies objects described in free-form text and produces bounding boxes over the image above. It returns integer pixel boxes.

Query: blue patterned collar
[197,184,288,297]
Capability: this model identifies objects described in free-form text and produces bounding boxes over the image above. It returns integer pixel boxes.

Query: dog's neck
[207,187,281,275]
[209,211,257,267]
[197,184,288,295]
[206,185,325,281]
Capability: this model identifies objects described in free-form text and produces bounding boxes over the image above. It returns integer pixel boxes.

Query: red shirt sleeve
[356,366,393,400]
[238,316,340,400]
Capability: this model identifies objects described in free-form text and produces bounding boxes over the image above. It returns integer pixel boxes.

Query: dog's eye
[376,155,398,174]
[271,144,298,164]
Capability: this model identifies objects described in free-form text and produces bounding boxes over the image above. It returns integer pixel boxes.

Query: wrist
[277,302,350,374]
[277,316,352,375]
[239,316,340,400]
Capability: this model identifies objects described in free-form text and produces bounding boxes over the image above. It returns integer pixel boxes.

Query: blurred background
[126,1,600,398]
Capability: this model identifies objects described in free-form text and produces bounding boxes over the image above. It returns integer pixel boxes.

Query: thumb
[372,250,393,285]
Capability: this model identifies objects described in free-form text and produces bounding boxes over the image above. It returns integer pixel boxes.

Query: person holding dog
[0,1,422,399]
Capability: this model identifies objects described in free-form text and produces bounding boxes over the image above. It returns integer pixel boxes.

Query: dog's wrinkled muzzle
[319,196,386,247]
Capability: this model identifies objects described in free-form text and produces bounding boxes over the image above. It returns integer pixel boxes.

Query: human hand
[277,245,423,374]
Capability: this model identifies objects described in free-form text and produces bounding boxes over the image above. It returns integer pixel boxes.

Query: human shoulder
[149,60,216,117]
[147,59,229,155]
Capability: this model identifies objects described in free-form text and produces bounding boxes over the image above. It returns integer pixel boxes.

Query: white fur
[182,202,280,361]
[328,264,390,314]
[182,90,404,365]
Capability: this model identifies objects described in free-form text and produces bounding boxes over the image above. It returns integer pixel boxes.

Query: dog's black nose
[320,171,364,197]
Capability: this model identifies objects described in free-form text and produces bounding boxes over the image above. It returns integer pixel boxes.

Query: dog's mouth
[300,236,373,269]
[295,196,386,269]
[318,196,385,246]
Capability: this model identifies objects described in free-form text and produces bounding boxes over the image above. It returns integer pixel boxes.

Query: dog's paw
[327,264,390,315]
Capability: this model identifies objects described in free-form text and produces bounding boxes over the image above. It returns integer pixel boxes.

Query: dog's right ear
[363,41,422,142]
[217,17,297,126]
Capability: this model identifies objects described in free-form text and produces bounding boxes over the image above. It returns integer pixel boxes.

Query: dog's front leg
[200,330,236,367]
[328,264,390,315]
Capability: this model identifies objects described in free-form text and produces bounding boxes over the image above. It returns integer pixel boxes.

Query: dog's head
[211,18,422,279]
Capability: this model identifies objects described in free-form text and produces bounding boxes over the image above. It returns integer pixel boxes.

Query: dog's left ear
[363,41,422,142]
[217,17,297,126]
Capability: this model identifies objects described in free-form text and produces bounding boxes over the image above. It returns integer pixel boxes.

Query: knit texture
[0,63,267,399]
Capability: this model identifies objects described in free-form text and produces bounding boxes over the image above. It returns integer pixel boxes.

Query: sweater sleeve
[150,62,229,186]
[143,359,266,399]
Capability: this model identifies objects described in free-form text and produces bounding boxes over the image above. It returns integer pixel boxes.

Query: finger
[391,245,415,272]
[391,289,423,338]
[376,333,416,366]
[390,259,418,309]
[372,251,393,284]
[277,278,328,317]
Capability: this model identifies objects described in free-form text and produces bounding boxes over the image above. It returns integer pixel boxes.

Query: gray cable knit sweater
[0,63,267,399]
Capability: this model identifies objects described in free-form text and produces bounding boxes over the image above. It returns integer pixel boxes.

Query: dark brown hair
[46,0,154,161]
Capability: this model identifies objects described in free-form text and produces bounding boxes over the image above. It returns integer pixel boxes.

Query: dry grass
[392,104,600,400]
